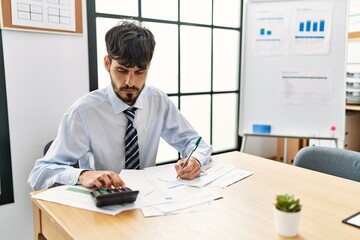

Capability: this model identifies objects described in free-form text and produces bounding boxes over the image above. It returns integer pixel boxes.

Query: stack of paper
[137,163,253,217]
[149,163,253,188]
[32,162,253,216]
[32,185,134,215]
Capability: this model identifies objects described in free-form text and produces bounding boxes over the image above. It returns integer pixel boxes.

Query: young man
[28,21,212,191]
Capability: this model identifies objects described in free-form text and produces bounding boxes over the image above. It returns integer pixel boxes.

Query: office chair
[43,140,54,156]
[43,139,81,188]
[293,146,360,182]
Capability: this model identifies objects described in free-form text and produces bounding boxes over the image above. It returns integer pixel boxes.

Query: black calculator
[91,187,139,207]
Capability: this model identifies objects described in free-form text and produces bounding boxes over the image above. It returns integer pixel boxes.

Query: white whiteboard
[239,0,348,140]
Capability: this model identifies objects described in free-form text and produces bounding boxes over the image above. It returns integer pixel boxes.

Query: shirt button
[68,178,72,184]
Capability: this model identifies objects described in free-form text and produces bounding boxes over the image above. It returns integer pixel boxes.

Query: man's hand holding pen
[175,157,201,180]
[175,136,202,179]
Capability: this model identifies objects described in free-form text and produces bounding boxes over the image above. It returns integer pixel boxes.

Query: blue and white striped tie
[124,108,140,170]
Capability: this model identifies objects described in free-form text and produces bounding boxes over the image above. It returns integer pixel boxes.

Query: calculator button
[92,190,102,197]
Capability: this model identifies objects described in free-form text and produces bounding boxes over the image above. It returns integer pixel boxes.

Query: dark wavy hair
[105,21,156,70]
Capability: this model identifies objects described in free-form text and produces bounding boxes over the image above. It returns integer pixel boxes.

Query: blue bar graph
[259,28,272,36]
[298,20,325,32]
[319,20,325,32]
[313,22,318,32]
[299,22,304,32]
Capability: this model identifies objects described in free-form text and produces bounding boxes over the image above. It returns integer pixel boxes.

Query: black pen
[176,137,202,178]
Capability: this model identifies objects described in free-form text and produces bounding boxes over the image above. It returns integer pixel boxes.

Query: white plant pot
[273,206,301,237]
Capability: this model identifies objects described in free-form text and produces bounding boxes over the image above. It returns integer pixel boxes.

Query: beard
[110,74,144,106]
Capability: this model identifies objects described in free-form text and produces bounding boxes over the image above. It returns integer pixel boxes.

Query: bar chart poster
[251,8,290,55]
[290,3,333,55]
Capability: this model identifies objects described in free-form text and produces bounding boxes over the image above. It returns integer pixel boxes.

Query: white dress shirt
[28,85,213,190]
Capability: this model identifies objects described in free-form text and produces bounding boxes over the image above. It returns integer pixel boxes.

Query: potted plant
[273,193,302,237]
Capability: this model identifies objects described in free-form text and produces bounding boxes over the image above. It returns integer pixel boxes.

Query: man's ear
[104,55,111,72]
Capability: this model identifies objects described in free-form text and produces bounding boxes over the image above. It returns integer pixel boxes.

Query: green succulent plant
[275,194,301,213]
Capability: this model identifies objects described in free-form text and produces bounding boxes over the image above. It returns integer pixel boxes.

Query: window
[87,0,242,163]
[0,29,14,205]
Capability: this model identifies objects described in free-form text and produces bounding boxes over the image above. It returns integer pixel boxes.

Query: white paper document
[139,181,222,217]
[152,163,238,188]
[289,3,333,55]
[32,162,252,217]
[153,186,222,213]
[280,69,333,105]
[207,168,253,188]
[251,7,290,56]
[119,169,154,199]
[32,185,135,215]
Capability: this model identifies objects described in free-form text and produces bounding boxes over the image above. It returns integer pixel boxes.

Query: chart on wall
[11,0,76,31]
[290,3,333,55]
[0,0,83,34]
[240,0,348,140]
[251,8,290,55]
[251,2,333,55]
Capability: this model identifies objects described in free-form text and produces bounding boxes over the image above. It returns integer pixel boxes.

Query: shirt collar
[107,85,145,115]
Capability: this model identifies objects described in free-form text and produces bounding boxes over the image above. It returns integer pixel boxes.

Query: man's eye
[117,68,126,73]
[135,71,145,75]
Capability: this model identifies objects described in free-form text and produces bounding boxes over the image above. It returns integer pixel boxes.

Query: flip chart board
[239,0,348,141]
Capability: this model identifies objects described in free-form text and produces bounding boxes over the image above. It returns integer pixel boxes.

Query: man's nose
[125,73,135,87]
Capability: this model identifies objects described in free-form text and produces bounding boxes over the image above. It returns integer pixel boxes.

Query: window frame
[0,29,14,206]
[86,0,243,161]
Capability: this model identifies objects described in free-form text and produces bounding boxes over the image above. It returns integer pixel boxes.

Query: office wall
[0,1,278,238]
[0,1,89,239]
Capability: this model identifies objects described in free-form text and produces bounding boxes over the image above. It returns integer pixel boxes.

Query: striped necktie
[124,107,140,169]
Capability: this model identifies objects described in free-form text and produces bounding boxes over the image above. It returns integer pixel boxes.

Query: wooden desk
[31,151,360,240]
